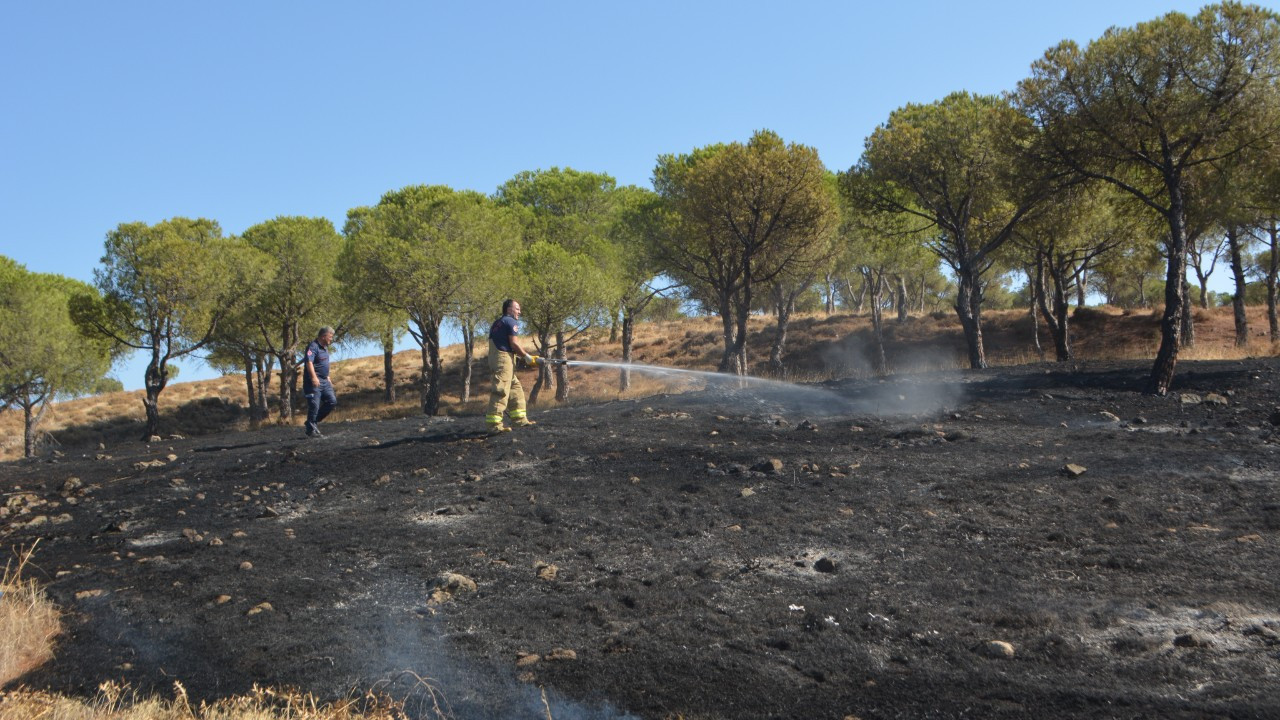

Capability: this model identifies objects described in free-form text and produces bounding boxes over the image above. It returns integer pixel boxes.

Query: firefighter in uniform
[303,326,338,437]
[485,299,539,433]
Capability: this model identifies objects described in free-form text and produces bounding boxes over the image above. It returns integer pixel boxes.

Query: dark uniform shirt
[304,340,329,388]
[489,315,520,353]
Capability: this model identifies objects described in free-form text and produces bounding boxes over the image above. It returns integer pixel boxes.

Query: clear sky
[2,1,1266,390]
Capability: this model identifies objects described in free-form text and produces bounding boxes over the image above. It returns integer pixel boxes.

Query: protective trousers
[305,379,337,425]
[485,339,527,427]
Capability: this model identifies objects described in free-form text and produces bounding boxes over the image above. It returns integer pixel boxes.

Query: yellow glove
[524,354,539,366]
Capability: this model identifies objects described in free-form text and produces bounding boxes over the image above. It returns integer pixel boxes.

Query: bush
[0,545,61,686]
[91,377,124,395]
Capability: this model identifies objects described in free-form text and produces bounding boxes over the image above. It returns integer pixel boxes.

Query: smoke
[346,580,640,720]
[568,359,968,421]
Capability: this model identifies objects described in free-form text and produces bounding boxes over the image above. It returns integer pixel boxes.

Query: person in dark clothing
[303,326,337,437]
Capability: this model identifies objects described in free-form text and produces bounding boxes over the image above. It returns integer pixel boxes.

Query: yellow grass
[2,306,1276,461]
[0,543,62,687]
[0,679,448,720]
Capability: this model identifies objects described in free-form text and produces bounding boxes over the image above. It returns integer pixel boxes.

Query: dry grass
[0,678,450,720]
[3,306,1276,461]
[0,543,62,687]
[0,557,451,718]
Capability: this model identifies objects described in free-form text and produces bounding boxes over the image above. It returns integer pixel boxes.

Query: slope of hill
[2,305,1276,462]
[2,353,1278,718]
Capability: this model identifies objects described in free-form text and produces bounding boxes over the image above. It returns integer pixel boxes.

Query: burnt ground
[3,358,1280,719]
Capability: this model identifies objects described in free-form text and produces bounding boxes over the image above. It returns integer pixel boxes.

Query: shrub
[0,544,61,686]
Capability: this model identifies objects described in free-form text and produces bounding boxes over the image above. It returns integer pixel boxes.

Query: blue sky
[1,1,1262,390]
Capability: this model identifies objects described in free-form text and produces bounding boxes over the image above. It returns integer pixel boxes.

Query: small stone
[373,474,392,487]
[751,458,784,475]
[1099,411,1120,422]
[75,589,105,600]
[1174,632,1211,648]
[246,602,273,616]
[814,557,837,574]
[182,528,202,543]
[536,563,558,581]
[166,454,178,462]
[147,435,162,443]
[1179,393,1203,406]
[1063,464,1087,478]
[516,652,541,667]
[1203,393,1228,406]
[239,561,253,571]
[215,594,232,605]
[429,572,478,604]
[1236,534,1263,543]
[232,530,247,538]
[545,648,577,661]
[740,487,756,498]
[60,477,83,495]
[981,640,1015,659]
[208,537,224,546]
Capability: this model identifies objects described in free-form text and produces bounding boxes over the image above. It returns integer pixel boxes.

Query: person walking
[303,326,338,437]
[485,299,539,433]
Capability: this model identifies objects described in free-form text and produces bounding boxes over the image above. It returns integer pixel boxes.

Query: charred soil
[3,359,1280,719]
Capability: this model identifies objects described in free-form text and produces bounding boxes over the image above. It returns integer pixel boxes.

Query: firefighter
[303,326,337,437]
[485,299,539,433]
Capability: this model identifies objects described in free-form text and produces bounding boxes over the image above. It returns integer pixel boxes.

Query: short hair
[318,326,335,337]
[501,299,517,315]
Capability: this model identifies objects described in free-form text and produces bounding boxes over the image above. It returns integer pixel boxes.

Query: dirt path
[3,359,1279,719]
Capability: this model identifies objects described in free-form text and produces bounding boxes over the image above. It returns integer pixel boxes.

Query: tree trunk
[854,277,867,315]
[242,356,261,425]
[422,320,442,416]
[141,348,167,439]
[255,355,271,418]
[1049,269,1073,362]
[620,312,634,391]
[608,308,619,343]
[824,272,836,314]
[1147,182,1187,396]
[732,266,752,376]
[1195,268,1211,309]
[22,398,49,458]
[717,294,739,373]
[530,331,552,404]
[554,331,569,402]
[382,336,396,404]
[1266,218,1278,342]
[867,271,888,376]
[461,320,475,404]
[276,354,299,422]
[895,275,909,323]
[1227,225,1249,348]
[954,266,987,370]
[1180,277,1195,348]
[768,291,793,377]
[1076,264,1088,308]
[1029,260,1045,360]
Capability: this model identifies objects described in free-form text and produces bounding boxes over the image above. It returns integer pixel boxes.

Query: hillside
[2,305,1276,462]
[2,351,1278,718]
